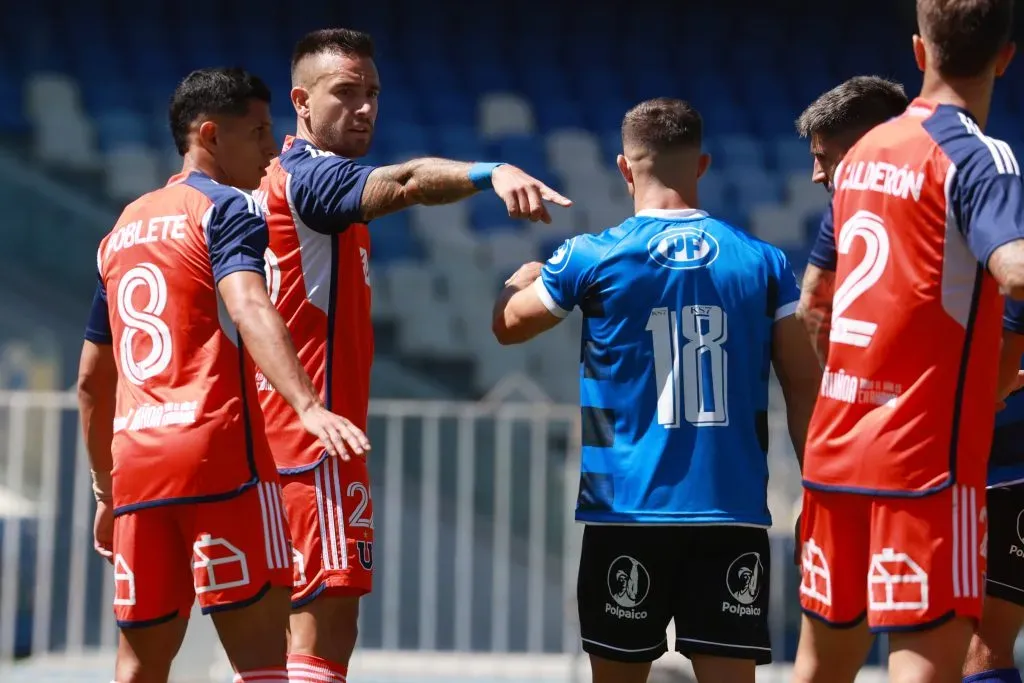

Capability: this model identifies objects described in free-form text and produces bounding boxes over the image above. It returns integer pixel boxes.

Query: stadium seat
[34,112,98,170]
[478,93,535,139]
[25,73,81,122]
[772,137,811,174]
[468,193,518,232]
[482,230,541,274]
[715,135,766,170]
[104,145,161,202]
[490,134,547,174]
[95,110,150,151]
[732,169,783,216]
[785,173,830,217]
[750,205,807,248]
[545,129,603,175]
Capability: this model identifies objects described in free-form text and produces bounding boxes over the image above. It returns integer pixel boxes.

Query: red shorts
[112,481,293,627]
[799,484,987,632]
[282,456,374,606]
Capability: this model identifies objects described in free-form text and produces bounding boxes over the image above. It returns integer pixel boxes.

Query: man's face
[212,99,277,190]
[299,53,380,158]
[809,132,851,192]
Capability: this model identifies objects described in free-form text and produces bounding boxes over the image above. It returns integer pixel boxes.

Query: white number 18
[646,305,729,428]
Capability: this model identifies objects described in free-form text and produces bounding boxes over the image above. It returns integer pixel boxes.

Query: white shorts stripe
[257,483,276,571]
[269,483,289,569]
[314,465,336,570]
[264,482,284,570]
[329,457,349,571]
[960,486,970,601]
[952,486,961,598]
[969,486,978,598]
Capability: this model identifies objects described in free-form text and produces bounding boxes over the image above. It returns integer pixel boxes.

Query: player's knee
[114,654,173,683]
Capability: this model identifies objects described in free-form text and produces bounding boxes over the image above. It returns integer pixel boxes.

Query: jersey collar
[906,97,978,124]
[636,208,708,220]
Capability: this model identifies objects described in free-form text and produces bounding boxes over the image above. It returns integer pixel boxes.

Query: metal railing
[0,389,883,675]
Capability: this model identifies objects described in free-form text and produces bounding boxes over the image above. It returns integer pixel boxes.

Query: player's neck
[295,119,325,150]
[181,149,230,185]
[919,70,993,129]
[632,185,698,215]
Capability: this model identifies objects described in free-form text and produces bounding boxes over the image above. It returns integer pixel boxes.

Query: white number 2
[117,263,173,385]
[830,210,889,347]
[646,305,729,428]
[347,481,373,529]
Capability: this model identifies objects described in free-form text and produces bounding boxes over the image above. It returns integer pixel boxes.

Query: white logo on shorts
[868,548,928,612]
[722,552,763,617]
[292,547,308,587]
[799,538,832,606]
[113,554,137,606]
[603,555,650,620]
[193,534,251,593]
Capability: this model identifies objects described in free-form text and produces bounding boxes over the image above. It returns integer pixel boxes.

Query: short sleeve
[206,190,268,283]
[806,201,837,271]
[535,236,597,318]
[767,247,801,321]
[957,174,1024,267]
[84,275,112,344]
[1005,298,1024,334]
[290,153,375,233]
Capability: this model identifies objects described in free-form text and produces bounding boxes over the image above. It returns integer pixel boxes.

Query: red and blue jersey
[86,172,278,513]
[255,136,376,472]
[805,98,1024,496]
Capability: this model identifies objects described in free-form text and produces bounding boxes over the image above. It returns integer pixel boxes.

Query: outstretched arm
[360,161,571,222]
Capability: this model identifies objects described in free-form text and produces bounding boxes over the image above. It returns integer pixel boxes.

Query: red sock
[287,654,348,683]
[233,667,288,683]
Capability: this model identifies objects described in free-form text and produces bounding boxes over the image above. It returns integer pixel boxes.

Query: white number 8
[117,263,173,385]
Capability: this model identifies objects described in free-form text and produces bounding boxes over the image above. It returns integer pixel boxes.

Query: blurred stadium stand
[4,0,1021,399]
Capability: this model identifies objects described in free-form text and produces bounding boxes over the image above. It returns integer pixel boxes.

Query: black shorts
[985,483,1024,606]
[577,524,772,665]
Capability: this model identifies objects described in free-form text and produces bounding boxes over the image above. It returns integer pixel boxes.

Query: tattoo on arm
[361,158,477,221]
[795,267,835,367]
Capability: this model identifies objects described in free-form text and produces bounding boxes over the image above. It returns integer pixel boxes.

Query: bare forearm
[990,240,1024,300]
[362,159,477,220]
[78,389,114,474]
[235,300,320,415]
[795,267,835,367]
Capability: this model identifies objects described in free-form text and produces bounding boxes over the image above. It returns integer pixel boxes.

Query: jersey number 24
[646,305,728,428]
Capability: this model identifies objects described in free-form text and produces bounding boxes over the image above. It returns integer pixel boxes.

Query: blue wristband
[468,162,505,190]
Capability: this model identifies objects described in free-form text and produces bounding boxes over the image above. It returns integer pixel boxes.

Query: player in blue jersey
[492,98,822,683]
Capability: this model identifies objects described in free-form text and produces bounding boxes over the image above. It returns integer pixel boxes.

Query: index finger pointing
[539,186,573,207]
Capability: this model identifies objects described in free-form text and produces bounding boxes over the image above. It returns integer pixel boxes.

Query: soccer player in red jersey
[255,28,571,683]
[793,2,1024,682]
[76,68,369,683]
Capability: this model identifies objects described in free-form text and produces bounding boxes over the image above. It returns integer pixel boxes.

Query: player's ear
[616,154,632,185]
[291,86,310,118]
[995,42,1016,78]
[912,34,927,72]
[197,120,218,151]
[697,152,711,179]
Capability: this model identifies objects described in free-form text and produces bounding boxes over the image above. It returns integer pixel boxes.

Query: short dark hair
[796,76,909,140]
[168,67,271,156]
[291,28,375,77]
[622,98,702,155]
[917,0,1014,77]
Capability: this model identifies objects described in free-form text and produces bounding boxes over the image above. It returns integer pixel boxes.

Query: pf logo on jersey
[647,227,720,270]
[604,555,650,620]
[723,552,764,617]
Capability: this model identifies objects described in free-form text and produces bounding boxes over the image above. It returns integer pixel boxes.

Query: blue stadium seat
[715,135,766,170]
[468,193,517,232]
[490,135,547,173]
[95,110,150,151]
[435,125,486,160]
[699,173,731,218]
[367,211,425,264]
[379,122,432,156]
[420,88,475,127]
[534,98,586,132]
[0,67,27,133]
[81,81,139,119]
[731,169,783,215]
[773,137,811,174]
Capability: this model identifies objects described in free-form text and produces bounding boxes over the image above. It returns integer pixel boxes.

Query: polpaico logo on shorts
[1012,509,1024,559]
[605,555,650,620]
[722,551,764,617]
